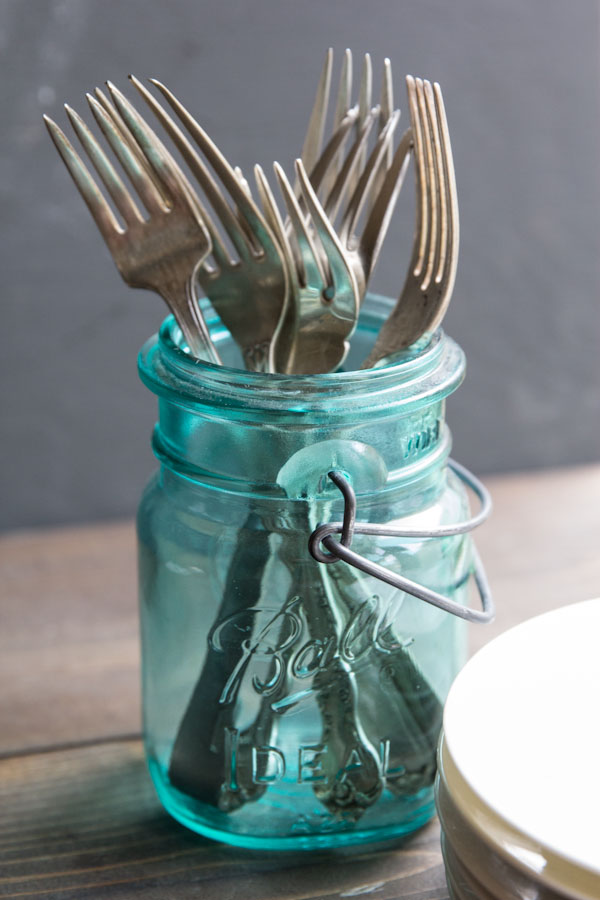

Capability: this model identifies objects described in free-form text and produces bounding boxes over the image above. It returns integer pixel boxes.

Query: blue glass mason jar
[136,294,485,850]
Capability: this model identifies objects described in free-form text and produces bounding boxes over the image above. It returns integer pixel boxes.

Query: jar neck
[138,299,465,501]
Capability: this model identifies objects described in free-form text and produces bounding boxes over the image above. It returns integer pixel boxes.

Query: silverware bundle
[45,51,460,822]
[45,50,459,373]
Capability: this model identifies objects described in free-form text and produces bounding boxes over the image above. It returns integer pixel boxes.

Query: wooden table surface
[2,463,599,899]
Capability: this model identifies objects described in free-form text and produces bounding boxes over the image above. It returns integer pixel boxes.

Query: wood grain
[471,462,600,653]
[0,741,448,899]
[1,463,599,898]
[0,522,139,755]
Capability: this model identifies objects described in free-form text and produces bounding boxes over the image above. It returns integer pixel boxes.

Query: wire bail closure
[308,459,495,624]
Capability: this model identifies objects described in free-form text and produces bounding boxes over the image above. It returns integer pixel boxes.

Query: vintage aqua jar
[136,294,490,850]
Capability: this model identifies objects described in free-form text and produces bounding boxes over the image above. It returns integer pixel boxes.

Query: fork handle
[161,278,222,365]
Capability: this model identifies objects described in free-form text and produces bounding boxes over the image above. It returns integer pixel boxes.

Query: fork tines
[301,49,397,205]
[361,75,459,367]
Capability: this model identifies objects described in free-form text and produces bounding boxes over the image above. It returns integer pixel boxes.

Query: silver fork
[210,93,367,374]
[261,110,403,372]
[255,159,359,374]
[335,115,413,299]
[262,52,396,372]
[361,77,459,368]
[302,49,376,204]
[300,51,410,304]
[44,101,221,364]
[129,76,289,373]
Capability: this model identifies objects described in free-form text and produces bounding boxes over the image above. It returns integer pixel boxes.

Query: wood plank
[0,522,139,754]
[0,740,448,899]
[470,462,600,653]
[1,464,600,754]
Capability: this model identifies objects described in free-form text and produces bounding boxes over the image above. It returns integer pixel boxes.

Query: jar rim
[138,294,465,417]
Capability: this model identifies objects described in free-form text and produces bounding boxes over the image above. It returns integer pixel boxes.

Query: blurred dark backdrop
[2,0,599,531]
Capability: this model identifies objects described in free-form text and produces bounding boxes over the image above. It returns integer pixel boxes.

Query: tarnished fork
[267,106,377,373]
[253,113,407,373]
[129,77,289,373]
[255,158,359,374]
[335,114,413,299]
[44,97,221,364]
[258,51,402,373]
[362,76,459,367]
[299,50,409,305]
[301,48,381,204]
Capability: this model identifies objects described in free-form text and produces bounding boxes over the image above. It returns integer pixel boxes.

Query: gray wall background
[2,0,600,531]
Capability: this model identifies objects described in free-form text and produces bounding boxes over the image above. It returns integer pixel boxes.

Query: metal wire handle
[308,459,494,624]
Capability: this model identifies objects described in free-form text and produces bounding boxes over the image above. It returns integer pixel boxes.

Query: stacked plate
[436,598,600,899]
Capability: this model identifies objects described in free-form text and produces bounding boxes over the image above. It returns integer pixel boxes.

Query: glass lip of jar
[138,293,465,417]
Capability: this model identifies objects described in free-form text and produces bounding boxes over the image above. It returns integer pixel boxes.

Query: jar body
[137,297,473,849]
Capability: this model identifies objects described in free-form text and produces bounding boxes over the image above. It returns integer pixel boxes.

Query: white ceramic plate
[441,598,600,899]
